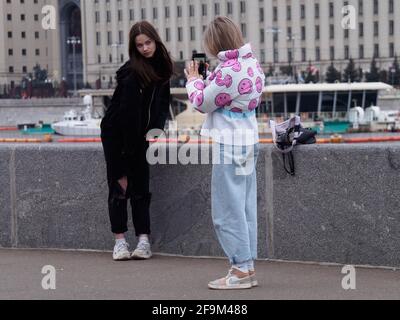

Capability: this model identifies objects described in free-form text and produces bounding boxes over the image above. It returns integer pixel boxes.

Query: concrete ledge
[0,143,399,267]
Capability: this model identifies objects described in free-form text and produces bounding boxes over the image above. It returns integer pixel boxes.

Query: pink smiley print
[238,78,253,95]
[194,81,205,90]
[215,72,233,88]
[215,93,232,107]
[247,67,254,77]
[225,49,239,60]
[208,71,217,81]
[189,92,196,104]
[195,92,204,108]
[256,77,263,93]
[243,52,253,59]
[230,107,243,113]
[221,60,242,72]
[248,99,258,111]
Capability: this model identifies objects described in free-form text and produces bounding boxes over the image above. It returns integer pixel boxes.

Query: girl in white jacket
[185,16,265,290]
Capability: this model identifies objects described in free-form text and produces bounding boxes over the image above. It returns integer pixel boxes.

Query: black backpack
[270,116,317,175]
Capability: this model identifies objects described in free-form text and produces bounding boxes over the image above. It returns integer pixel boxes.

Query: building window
[389,43,395,57]
[214,3,220,15]
[330,46,335,60]
[373,0,378,15]
[359,22,364,37]
[302,48,306,62]
[301,5,305,19]
[241,23,247,37]
[374,44,379,57]
[240,1,246,14]
[315,4,319,18]
[287,5,291,20]
[329,2,334,17]
[329,24,334,39]
[178,27,182,41]
[316,47,321,61]
[190,26,195,41]
[358,0,363,16]
[189,5,195,17]
[359,45,364,59]
[202,4,207,16]
[374,22,379,37]
[389,0,394,14]
[344,46,349,59]
[389,20,394,35]
[259,8,264,22]
[227,2,233,15]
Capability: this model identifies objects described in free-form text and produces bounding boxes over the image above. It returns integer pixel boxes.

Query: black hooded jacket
[100,61,171,181]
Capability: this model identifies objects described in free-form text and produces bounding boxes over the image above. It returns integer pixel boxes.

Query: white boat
[51,95,101,136]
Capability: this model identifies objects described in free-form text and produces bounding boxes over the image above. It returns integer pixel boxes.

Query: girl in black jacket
[101,21,173,261]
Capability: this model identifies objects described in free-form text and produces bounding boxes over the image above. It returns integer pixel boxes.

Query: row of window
[6,13,40,22]
[272,0,395,21]
[5,0,39,3]
[6,31,41,39]
[8,48,41,56]
[266,42,396,64]
[95,23,248,45]
[261,20,395,44]
[95,1,244,23]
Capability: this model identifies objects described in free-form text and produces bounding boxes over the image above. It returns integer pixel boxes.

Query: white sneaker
[113,241,131,261]
[131,240,152,260]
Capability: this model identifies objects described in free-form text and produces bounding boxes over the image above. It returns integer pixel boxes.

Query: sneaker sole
[113,255,131,261]
[208,282,252,290]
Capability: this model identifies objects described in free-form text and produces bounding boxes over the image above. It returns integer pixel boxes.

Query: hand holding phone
[192,53,207,79]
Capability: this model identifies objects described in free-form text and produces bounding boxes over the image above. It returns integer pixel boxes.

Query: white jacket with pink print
[186,43,265,146]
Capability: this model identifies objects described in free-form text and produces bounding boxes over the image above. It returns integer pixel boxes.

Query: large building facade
[0,0,61,90]
[1,0,399,89]
[82,0,400,86]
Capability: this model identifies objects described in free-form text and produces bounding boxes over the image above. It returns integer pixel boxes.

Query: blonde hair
[203,16,245,57]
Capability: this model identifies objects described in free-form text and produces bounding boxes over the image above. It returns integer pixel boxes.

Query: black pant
[102,137,151,236]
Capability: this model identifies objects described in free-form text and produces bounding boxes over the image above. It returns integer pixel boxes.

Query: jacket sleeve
[152,81,171,130]
[185,67,238,114]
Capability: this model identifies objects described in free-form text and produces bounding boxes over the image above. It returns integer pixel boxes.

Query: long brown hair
[203,16,245,57]
[129,21,174,87]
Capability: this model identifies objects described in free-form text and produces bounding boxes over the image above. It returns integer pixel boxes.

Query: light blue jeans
[211,143,259,265]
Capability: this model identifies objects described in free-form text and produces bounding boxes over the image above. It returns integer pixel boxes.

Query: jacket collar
[217,43,253,62]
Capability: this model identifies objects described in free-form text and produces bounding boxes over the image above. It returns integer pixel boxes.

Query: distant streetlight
[265,27,281,66]
[67,36,81,96]
[390,67,396,85]
[111,42,124,64]
[287,33,300,83]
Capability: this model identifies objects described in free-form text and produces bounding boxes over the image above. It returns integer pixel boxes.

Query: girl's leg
[211,143,252,265]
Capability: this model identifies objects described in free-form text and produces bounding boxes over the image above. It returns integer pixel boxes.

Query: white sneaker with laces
[113,241,131,261]
[131,240,152,260]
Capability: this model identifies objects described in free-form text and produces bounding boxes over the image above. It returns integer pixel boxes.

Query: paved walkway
[0,249,399,300]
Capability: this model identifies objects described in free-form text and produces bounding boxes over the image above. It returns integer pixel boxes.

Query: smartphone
[192,53,207,79]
